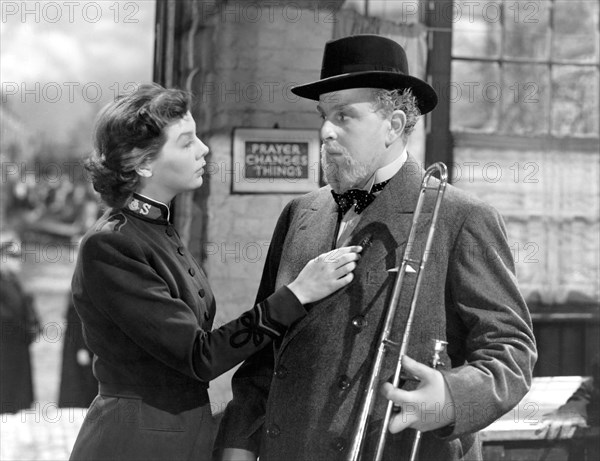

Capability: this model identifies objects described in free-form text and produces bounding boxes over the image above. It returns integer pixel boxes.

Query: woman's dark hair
[86,83,190,208]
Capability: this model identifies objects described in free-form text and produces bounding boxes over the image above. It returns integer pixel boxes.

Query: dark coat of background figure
[215,156,537,461]
[58,297,97,408]
[0,270,39,414]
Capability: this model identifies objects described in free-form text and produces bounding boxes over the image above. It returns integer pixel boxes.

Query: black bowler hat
[291,34,438,114]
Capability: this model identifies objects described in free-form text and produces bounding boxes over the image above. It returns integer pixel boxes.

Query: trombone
[347,162,448,461]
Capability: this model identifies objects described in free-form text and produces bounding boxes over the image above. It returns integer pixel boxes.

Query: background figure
[0,229,40,414]
[58,297,97,408]
[58,191,100,409]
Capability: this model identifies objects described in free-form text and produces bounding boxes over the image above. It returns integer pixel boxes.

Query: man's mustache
[321,143,349,158]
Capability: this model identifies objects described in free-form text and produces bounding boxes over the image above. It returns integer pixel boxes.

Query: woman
[69,84,361,461]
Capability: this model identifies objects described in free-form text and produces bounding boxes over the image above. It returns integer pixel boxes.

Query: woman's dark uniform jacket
[214,156,538,461]
[69,193,306,461]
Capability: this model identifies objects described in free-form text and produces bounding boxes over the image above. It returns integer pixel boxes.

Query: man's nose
[320,119,336,142]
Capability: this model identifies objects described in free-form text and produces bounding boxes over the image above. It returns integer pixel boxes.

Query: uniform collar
[125,193,171,222]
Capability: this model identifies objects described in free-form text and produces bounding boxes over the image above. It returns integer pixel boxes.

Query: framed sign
[232,128,321,193]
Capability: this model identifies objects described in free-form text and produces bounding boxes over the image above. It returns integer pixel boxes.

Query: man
[214,34,537,461]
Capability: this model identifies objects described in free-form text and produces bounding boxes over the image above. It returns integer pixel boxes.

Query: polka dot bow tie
[331,180,390,215]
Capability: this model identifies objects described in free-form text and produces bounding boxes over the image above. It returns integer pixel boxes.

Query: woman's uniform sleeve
[77,229,305,383]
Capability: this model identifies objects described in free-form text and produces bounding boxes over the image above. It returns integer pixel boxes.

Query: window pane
[500,64,550,134]
[551,65,599,136]
[553,0,600,64]
[451,61,500,132]
[452,1,501,58]
[503,0,551,60]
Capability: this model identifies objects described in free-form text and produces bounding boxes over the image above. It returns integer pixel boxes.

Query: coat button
[266,424,280,438]
[188,268,195,276]
[331,437,345,452]
[198,288,205,298]
[177,246,185,255]
[351,315,367,330]
[337,375,350,390]
[166,227,174,237]
[274,365,288,379]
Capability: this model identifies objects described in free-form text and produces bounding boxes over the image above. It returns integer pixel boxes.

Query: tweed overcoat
[69,193,306,461]
[215,156,537,461]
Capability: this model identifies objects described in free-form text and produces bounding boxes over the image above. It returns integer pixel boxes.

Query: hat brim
[291,71,438,115]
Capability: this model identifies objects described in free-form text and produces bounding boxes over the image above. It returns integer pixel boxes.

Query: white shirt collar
[362,147,408,192]
[335,148,408,247]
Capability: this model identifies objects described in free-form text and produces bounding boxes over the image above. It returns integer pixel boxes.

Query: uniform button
[198,288,205,298]
[188,268,195,276]
[166,227,174,237]
[274,365,288,379]
[177,246,185,255]
[351,315,367,330]
[337,375,350,390]
[266,424,280,438]
[331,437,345,453]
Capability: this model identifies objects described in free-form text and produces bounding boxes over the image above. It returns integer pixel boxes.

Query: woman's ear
[135,164,153,178]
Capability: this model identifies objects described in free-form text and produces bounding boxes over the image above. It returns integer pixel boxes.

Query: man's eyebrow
[316,103,353,114]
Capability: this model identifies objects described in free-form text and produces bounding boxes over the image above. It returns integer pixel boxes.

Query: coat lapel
[277,155,426,355]
[345,156,424,273]
[274,190,339,290]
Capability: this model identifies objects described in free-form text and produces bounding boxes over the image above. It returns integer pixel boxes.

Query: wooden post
[423,0,453,173]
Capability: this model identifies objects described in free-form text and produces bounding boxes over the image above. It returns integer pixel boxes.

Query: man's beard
[321,143,371,193]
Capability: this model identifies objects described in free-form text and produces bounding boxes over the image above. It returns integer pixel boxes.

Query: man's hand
[380,355,456,433]
[221,448,256,461]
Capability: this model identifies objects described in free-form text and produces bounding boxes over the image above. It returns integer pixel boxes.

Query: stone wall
[178,1,338,403]
[199,3,334,324]
[165,3,431,343]
[185,2,430,340]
